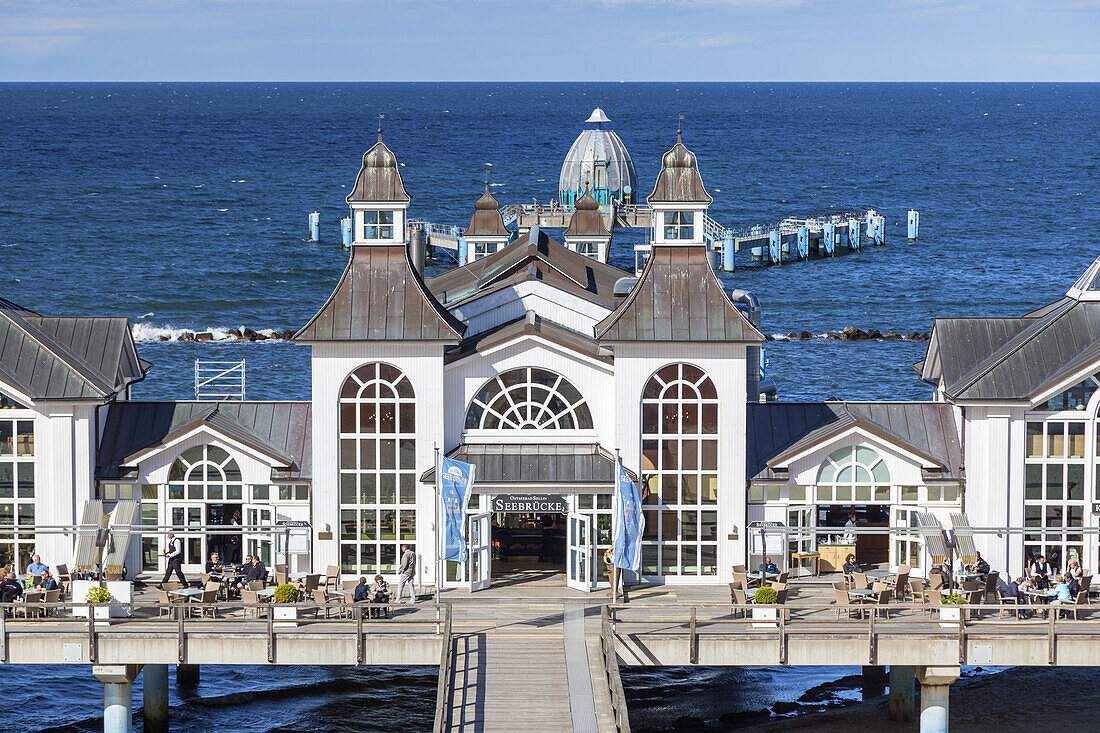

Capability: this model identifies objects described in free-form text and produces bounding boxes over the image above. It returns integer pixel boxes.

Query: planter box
[752,606,778,627]
[273,604,298,627]
[939,606,962,627]
[72,581,132,619]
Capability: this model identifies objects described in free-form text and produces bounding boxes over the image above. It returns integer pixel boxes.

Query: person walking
[161,532,188,587]
[395,544,416,604]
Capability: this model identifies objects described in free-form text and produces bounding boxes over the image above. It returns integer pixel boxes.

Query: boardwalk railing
[601,608,632,733]
[608,601,1100,667]
[432,604,454,733]
[0,600,445,666]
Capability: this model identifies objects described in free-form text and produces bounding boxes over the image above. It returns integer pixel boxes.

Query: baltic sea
[1,82,1097,731]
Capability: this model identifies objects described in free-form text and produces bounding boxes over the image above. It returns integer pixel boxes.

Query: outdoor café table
[256,588,276,599]
[865,570,891,579]
[848,588,876,598]
[168,587,203,619]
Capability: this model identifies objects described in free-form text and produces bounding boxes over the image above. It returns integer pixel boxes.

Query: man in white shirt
[842,511,859,544]
[161,532,189,587]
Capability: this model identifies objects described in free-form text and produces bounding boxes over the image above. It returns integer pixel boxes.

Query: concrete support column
[143,664,170,732]
[916,666,959,733]
[888,665,915,721]
[862,665,886,698]
[94,665,142,733]
[176,664,200,687]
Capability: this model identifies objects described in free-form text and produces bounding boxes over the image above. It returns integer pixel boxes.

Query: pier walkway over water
[7,580,1100,732]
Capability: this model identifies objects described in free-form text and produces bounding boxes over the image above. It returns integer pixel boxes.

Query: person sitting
[1067,572,1081,598]
[0,572,23,605]
[234,556,259,592]
[842,554,860,587]
[1030,556,1052,590]
[758,557,779,576]
[353,576,370,602]
[26,555,48,585]
[369,574,391,618]
[1045,575,1073,611]
[973,552,990,576]
[37,569,58,592]
[205,552,224,574]
[1066,560,1084,579]
[245,556,267,585]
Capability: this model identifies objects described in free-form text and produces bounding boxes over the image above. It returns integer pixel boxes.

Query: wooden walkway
[442,602,603,732]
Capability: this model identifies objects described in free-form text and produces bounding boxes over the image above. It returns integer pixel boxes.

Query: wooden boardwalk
[442,602,602,732]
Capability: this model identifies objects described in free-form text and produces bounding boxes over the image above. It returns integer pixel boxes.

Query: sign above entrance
[492,494,568,513]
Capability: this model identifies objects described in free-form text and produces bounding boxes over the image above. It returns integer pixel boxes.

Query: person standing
[161,532,188,587]
[26,555,48,585]
[395,544,416,604]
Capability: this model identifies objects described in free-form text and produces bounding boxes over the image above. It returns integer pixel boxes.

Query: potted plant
[752,586,779,624]
[938,592,966,626]
[85,586,112,621]
[272,583,300,625]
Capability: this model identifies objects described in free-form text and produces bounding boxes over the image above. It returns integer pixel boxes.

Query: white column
[916,666,959,733]
[94,664,142,733]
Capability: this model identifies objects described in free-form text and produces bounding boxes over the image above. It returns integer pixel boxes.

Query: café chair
[241,589,262,619]
[42,588,60,617]
[324,565,340,592]
[833,583,856,619]
[730,586,750,619]
[852,572,869,590]
[192,589,218,619]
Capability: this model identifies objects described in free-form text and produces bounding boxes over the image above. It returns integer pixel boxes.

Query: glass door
[567,512,594,592]
[787,505,815,575]
[244,503,274,567]
[891,506,922,575]
[468,512,491,592]
[167,503,205,572]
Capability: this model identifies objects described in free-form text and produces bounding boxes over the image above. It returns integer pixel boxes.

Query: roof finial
[677,113,684,143]
[377,113,385,143]
[485,168,491,194]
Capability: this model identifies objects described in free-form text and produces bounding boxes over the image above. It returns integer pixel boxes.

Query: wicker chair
[731,586,749,618]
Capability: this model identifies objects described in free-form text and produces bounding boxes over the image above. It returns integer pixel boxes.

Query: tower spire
[377,113,385,143]
[677,113,684,144]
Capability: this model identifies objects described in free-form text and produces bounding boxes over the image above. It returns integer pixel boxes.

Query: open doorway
[492,512,566,585]
[207,503,242,565]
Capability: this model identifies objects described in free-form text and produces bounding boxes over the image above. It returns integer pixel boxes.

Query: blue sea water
[1,82,1098,731]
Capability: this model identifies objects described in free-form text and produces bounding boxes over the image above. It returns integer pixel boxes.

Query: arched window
[464,368,593,430]
[639,363,719,578]
[168,445,243,501]
[338,363,417,577]
[815,446,891,503]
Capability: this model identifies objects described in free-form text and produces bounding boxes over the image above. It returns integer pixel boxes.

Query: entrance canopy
[419,443,635,489]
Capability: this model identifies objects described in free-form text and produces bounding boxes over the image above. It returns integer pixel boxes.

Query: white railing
[195,360,245,401]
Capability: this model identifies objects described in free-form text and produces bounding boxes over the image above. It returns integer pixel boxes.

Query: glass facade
[0,415,34,570]
[339,363,417,576]
[465,367,593,431]
[640,363,719,578]
[1025,419,1086,571]
[816,446,891,504]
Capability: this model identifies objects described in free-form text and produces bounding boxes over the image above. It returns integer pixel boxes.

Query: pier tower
[647,125,712,248]
[562,185,612,262]
[558,108,638,207]
[462,181,511,262]
[346,125,411,246]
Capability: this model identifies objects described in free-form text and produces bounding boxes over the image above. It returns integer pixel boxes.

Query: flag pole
[434,443,441,607]
[613,447,620,607]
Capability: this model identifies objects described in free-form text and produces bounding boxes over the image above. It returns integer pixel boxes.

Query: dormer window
[664,211,694,240]
[363,210,394,240]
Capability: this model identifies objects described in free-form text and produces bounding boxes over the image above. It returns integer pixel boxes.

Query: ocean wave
[130,323,282,342]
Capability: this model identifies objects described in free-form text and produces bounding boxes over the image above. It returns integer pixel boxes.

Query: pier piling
[94,665,141,733]
[176,663,199,687]
[143,664,169,733]
[888,665,915,721]
[797,226,809,259]
[822,223,836,257]
[341,216,352,248]
[409,226,427,275]
[721,236,735,271]
[308,211,320,242]
[916,666,958,733]
[908,209,920,240]
[768,229,781,264]
[847,218,861,251]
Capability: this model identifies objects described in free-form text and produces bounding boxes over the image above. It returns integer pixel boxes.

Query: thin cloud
[648,32,750,49]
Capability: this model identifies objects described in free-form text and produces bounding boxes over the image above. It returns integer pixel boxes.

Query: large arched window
[464,367,593,430]
[168,445,243,501]
[816,446,891,504]
[339,363,417,577]
[639,363,719,578]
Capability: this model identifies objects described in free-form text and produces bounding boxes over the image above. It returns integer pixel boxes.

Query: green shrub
[272,583,299,604]
[940,593,967,605]
[85,586,112,604]
[753,586,778,604]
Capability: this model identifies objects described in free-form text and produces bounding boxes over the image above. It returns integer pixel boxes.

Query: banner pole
[613,448,620,607]
[434,444,441,606]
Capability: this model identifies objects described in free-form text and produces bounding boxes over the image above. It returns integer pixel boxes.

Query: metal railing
[195,360,246,401]
[0,599,445,666]
[607,599,1098,667]
[601,608,632,732]
[432,604,454,733]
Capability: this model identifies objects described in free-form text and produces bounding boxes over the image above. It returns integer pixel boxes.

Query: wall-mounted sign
[491,494,568,513]
[1092,503,1100,515]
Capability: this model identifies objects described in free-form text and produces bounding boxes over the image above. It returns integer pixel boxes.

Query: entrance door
[469,512,492,592]
[244,504,274,567]
[891,506,922,575]
[567,512,595,592]
[168,503,205,571]
[786,505,815,575]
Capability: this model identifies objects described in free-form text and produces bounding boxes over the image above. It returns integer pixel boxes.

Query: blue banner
[612,461,644,573]
[438,456,476,563]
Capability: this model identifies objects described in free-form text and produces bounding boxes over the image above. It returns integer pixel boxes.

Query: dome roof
[346,138,411,204]
[559,109,638,203]
[563,187,610,238]
[464,183,509,238]
[648,131,712,204]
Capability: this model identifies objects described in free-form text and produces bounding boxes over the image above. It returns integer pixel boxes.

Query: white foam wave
[131,324,280,343]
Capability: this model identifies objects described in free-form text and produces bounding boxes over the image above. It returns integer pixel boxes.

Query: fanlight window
[816,445,891,503]
[1036,374,1100,412]
[465,368,593,430]
[168,445,243,501]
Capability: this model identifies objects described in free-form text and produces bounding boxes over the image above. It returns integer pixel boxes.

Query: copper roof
[0,299,147,401]
[647,132,712,204]
[427,225,627,309]
[563,187,610,238]
[346,139,411,204]
[596,246,764,343]
[445,311,613,365]
[295,245,464,341]
[463,183,510,238]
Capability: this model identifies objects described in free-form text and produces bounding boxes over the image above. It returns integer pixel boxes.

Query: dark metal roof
[927,298,1100,401]
[563,187,610,238]
[427,225,627,310]
[97,401,312,480]
[419,443,633,484]
[346,139,411,204]
[595,245,764,343]
[295,245,464,342]
[746,402,962,481]
[445,311,613,365]
[0,300,146,401]
[647,132,712,204]
[463,184,510,238]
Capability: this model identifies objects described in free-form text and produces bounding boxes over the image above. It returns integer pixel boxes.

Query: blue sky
[1,0,1097,81]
